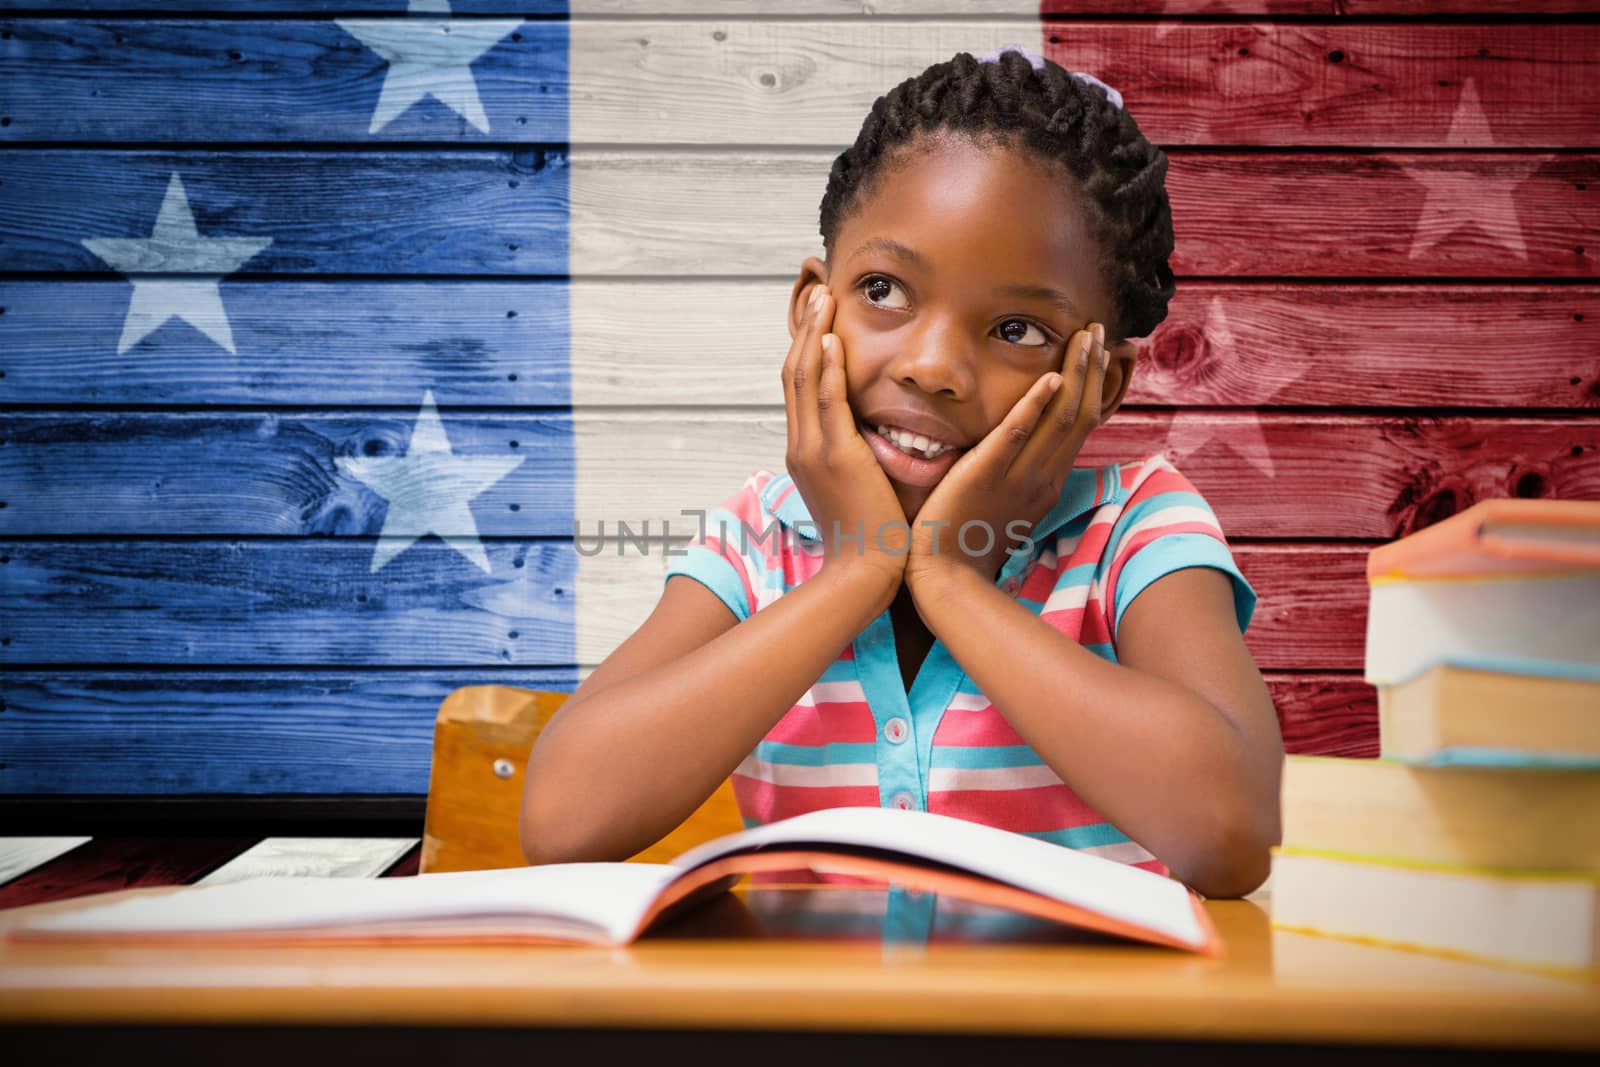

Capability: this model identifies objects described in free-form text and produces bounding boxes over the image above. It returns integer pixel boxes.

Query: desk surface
[1,882,1596,1052]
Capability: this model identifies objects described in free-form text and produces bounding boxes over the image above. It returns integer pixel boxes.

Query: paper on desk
[11,861,684,945]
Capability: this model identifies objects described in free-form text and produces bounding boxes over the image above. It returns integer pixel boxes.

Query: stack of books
[1271,498,1600,974]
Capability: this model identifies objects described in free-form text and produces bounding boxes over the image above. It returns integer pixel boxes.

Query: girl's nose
[885,318,977,399]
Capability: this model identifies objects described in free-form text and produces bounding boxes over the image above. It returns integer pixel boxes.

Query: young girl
[523,44,1284,898]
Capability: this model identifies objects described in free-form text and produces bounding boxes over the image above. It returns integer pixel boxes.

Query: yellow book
[1270,846,1600,976]
[1379,662,1600,765]
[1282,754,1600,872]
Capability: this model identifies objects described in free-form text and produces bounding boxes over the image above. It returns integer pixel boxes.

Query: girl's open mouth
[858,420,965,487]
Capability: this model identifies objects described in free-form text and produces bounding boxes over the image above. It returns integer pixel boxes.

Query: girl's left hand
[907,322,1109,592]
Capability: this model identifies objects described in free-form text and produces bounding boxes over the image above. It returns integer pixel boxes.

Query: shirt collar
[762,463,1125,545]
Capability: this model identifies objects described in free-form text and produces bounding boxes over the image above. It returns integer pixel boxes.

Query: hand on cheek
[782,285,909,589]
[907,321,1110,590]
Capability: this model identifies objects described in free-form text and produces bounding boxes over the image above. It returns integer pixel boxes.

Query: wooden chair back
[421,685,742,873]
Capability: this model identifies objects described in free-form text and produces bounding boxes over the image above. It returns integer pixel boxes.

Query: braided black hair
[818,48,1176,343]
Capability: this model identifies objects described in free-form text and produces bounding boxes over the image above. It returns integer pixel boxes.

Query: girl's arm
[909,563,1283,898]
[519,562,897,865]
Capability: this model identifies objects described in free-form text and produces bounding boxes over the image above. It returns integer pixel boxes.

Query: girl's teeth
[875,423,953,459]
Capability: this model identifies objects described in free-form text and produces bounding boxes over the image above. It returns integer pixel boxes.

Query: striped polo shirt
[663,453,1257,877]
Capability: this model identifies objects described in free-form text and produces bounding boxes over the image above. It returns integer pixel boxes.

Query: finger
[1014,325,1093,474]
[977,371,1063,479]
[1080,323,1109,424]
[815,331,858,443]
[794,289,833,448]
[1046,322,1109,471]
[782,291,813,454]
[784,287,827,451]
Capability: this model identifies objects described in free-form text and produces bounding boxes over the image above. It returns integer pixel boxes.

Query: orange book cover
[1367,498,1600,581]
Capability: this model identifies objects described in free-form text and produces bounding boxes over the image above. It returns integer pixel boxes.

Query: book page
[11,862,684,946]
[668,807,1204,947]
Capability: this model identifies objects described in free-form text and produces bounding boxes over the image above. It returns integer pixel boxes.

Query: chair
[420,686,743,873]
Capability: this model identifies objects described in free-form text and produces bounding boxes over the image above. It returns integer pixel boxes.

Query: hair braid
[818,48,1176,342]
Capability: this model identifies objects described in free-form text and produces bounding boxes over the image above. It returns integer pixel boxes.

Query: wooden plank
[567,21,1600,147]
[0,2,1314,14]
[3,412,1594,538]
[194,837,419,885]
[1,150,1589,278]
[0,1,566,10]
[1338,0,1600,11]
[566,148,1597,277]
[3,20,1595,145]
[1270,674,1377,758]
[0,18,562,143]
[0,1,1592,14]
[0,668,578,793]
[0,540,1370,670]
[0,150,566,276]
[0,667,1367,796]
[1124,284,1600,410]
[5,280,1593,409]
[0,279,570,407]
[0,408,575,536]
[586,20,1600,149]
[0,796,426,838]
[0,540,582,668]
[0,837,91,885]
[0,836,255,909]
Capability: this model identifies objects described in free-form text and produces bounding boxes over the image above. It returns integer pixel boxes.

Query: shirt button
[890,791,918,811]
[883,716,908,744]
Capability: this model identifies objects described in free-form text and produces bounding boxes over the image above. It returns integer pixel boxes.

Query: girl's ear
[788,256,830,341]
[1097,339,1140,421]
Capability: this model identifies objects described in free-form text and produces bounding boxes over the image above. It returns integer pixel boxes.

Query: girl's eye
[860,275,909,310]
[858,275,1054,348]
[996,318,1051,347]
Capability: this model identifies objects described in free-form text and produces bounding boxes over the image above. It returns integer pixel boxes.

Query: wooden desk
[2,883,1596,1062]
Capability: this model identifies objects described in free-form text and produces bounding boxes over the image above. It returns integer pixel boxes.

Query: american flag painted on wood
[0,0,1596,804]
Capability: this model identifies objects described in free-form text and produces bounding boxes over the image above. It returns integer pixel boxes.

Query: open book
[3,807,1220,956]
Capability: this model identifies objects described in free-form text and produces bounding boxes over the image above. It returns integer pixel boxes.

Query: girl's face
[791,134,1138,520]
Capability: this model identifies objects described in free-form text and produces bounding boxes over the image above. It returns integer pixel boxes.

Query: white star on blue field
[337,390,526,574]
[337,0,523,135]
[80,172,273,355]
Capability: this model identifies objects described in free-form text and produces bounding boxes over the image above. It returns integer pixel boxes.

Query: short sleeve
[1102,458,1257,641]
[662,473,767,623]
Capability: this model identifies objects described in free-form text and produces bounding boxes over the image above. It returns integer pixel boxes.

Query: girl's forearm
[910,566,1279,897]
[521,564,898,864]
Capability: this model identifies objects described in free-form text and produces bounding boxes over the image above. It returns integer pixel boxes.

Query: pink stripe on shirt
[733,778,881,823]
[929,784,1104,832]
[764,700,880,745]
[932,708,1028,747]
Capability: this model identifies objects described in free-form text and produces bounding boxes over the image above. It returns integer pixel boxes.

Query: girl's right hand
[783,284,908,593]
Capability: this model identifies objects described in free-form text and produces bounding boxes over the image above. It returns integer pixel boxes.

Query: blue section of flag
[0,6,576,795]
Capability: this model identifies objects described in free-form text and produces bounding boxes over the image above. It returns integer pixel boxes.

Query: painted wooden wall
[1,1,1596,805]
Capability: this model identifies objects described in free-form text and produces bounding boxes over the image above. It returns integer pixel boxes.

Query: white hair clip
[974,42,1125,111]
